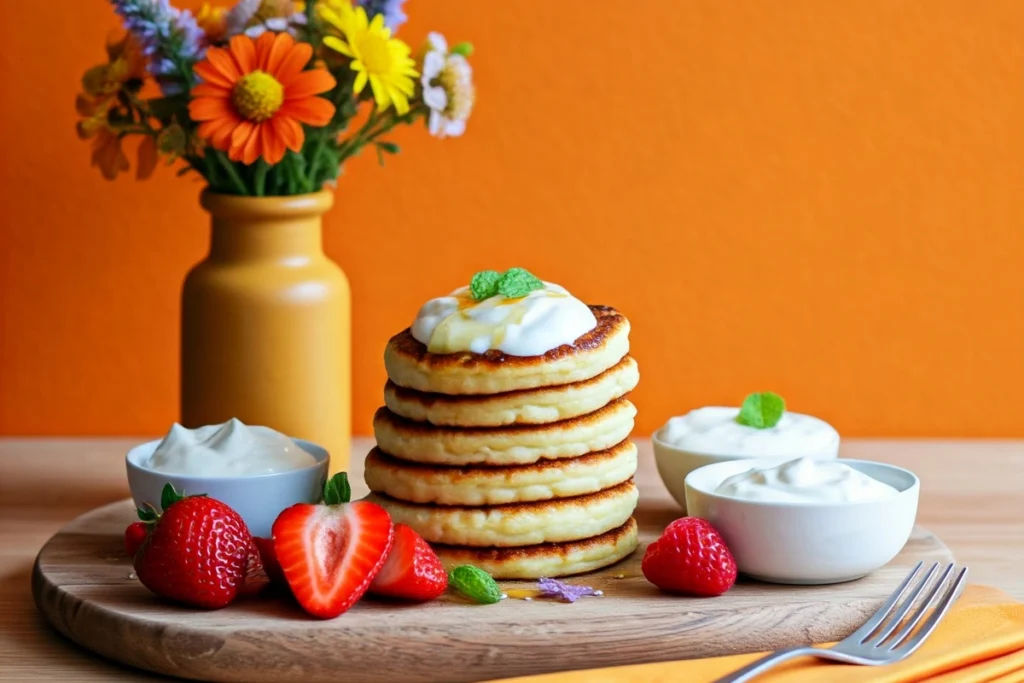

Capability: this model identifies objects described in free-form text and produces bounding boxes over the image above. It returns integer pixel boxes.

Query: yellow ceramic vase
[181,190,350,474]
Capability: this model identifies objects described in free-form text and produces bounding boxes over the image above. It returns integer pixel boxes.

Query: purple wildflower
[537,577,603,603]
[110,0,204,94]
[355,0,407,33]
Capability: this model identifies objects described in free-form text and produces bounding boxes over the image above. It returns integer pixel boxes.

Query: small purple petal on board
[536,577,603,603]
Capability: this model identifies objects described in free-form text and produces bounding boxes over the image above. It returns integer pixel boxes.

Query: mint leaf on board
[323,472,352,505]
[448,565,502,604]
[736,392,786,429]
[470,270,502,301]
[496,267,543,299]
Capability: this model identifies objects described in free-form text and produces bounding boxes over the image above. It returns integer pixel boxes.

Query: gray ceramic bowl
[125,438,329,538]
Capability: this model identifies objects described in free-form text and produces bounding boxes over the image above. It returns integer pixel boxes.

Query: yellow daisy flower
[320,4,417,115]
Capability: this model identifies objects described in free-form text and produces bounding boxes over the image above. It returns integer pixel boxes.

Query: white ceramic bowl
[683,458,919,584]
[125,438,329,538]
[652,428,840,513]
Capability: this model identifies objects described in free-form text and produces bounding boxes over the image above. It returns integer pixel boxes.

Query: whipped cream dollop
[659,407,839,458]
[145,419,316,476]
[410,282,597,356]
[714,457,900,503]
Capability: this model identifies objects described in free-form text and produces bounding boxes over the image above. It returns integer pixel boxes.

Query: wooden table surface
[1,437,1022,682]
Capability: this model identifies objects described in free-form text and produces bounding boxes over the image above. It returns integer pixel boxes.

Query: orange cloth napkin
[492,585,1024,683]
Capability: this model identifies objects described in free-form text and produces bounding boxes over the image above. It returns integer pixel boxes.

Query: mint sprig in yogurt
[735,392,786,429]
[659,395,838,459]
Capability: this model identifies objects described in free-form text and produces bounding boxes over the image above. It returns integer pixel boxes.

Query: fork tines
[853,561,968,654]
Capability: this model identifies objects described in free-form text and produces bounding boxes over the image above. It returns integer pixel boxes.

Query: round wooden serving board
[33,458,953,683]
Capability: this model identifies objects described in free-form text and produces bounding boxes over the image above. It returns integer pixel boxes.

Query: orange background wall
[1,1,1023,438]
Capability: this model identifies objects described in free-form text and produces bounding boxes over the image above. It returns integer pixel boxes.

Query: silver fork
[714,562,968,683]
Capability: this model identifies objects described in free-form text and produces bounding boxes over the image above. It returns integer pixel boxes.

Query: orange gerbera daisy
[189,32,336,165]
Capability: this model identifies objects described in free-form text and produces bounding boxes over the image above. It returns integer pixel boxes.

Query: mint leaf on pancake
[470,270,501,300]
[497,268,543,299]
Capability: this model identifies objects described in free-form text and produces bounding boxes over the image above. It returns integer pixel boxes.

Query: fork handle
[712,646,819,683]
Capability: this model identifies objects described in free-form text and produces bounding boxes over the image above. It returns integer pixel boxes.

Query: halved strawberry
[272,473,394,619]
[370,523,448,601]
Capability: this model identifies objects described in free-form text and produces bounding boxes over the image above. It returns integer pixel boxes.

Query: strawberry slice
[272,473,394,619]
[370,523,448,601]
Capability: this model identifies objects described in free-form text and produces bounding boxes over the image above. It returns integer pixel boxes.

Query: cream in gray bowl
[125,420,328,537]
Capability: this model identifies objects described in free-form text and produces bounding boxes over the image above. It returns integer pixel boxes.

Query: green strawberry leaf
[496,267,543,299]
[736,392,786,429]
[323,472,352,505]
[160,483,187,511]
[449,565,502,604]
[136,504,159,522]
[470,270,502,301]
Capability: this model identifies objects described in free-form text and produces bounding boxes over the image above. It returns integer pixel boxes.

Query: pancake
[364,480,638,547]
[372,398,637,466]
[364,441,637,505]
[433,518,639,579]
[384,306,630,395]
[384,356,640,427]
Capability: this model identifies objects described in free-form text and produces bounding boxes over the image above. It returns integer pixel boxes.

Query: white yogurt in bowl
[659,407,839,459]
[126,420,328,537]
[652,402,840,512]
[714,457,899,504]
[145,419,316,477]
[684,458,920,584]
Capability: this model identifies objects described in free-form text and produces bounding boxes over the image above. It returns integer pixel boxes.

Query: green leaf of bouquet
[736,392,786,429]
[451,42,474,57]
[146,96,187,120]
[377,142,400,154]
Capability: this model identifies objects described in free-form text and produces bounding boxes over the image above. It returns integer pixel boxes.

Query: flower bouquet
[75,0,477,471]
[76,0,475,194]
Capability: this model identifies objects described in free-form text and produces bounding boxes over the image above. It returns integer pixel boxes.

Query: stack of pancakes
[365,306,641,579]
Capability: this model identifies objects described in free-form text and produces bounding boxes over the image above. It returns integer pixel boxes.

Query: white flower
[420,32,475,139]
[226,0,306,38]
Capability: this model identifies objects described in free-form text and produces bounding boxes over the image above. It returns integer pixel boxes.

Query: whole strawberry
[370,523,448,602]
[253,536,285,585]
[642,517,737,597]
[124,521,148,558]
[238,539,271,597]
[134,484,252,609]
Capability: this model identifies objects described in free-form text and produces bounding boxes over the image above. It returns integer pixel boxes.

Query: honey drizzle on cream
[428,290,568,354]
